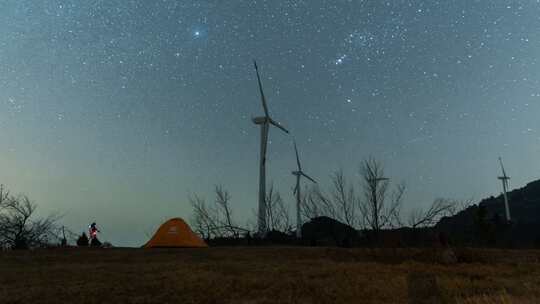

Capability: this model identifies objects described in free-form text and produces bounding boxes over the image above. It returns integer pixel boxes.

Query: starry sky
[1,1,539,246]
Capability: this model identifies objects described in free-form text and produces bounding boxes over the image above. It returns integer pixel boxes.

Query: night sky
[1,1,539,246]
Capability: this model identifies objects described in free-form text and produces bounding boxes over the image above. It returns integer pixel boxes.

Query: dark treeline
[190,158,540,249]
[188,157,502,248]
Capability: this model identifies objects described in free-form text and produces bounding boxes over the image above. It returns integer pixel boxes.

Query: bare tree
[301,184,337,222]
[445,198,475,217]
[382,181,406,229]
[0,188,60,249]
[300,185,320,220]
[359,158,405,234]
[56,225,77,246]
[215,185,240,238]
[301,164,404,232]
[189,194,218,240]
[359,157,388,232]
[408,198,453,229]
[266,184,292,233]
[330,169,357,227]
[0,184,10,207]
[408,198,474,229]
[301,170,356,227]
[189,185,248,239]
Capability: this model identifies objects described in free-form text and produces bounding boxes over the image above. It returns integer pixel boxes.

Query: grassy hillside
[1,247,539,303]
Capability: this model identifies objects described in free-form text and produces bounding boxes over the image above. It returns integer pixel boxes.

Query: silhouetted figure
[77,233,89,247]
[87,222,102,247]
[88,222,100,240]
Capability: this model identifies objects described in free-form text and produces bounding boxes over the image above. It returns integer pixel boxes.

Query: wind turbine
[498,157,511,222]
[252,60,289,236]
[292,140,317,238]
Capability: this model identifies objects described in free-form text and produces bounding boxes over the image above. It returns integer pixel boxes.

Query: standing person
[88,222,99,241]
[88,222,102,247]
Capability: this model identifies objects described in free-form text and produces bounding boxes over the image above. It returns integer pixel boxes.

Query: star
[2,0,539,248]
[335,54,347,65]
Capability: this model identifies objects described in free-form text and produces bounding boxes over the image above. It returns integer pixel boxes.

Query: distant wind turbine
[292,140,317,238]
[498,157,511,222]
[252,60,289,236]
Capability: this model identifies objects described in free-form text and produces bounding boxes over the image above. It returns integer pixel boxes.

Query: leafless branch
[0,187,61,249]
[381,181,405,229]
[359,157,387,232]
[330,169,357,227]
[408,198,466,228]
[189,194,218,240]
[189,185,249,239]
[266,184,292,233]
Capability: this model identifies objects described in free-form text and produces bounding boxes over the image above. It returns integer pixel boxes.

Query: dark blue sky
[1,0,539,246]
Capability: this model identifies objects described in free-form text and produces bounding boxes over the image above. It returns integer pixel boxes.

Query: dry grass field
[1,247,540,304]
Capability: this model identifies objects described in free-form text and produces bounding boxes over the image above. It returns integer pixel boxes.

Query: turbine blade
[499,157,509,178]
[269,118,289,134]
[294,140,301,171]
[254,60,269,117]
[301,172,317,184]
[293,184,298,195]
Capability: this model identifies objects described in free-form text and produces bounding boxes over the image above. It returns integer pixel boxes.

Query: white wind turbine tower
[252,60,289,236]
[292,140,317,238]
[498,157,511,222]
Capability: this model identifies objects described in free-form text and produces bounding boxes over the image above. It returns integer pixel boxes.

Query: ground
[1,247,539,303]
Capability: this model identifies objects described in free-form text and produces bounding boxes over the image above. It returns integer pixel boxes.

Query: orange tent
[143,218,208,248]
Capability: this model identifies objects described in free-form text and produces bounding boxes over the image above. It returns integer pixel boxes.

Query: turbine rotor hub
[252,116,267,124]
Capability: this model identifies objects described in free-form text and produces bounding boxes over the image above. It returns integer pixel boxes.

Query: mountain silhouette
[436,179,540,247]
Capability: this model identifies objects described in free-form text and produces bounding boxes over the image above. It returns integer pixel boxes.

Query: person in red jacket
[88,222,99,240]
